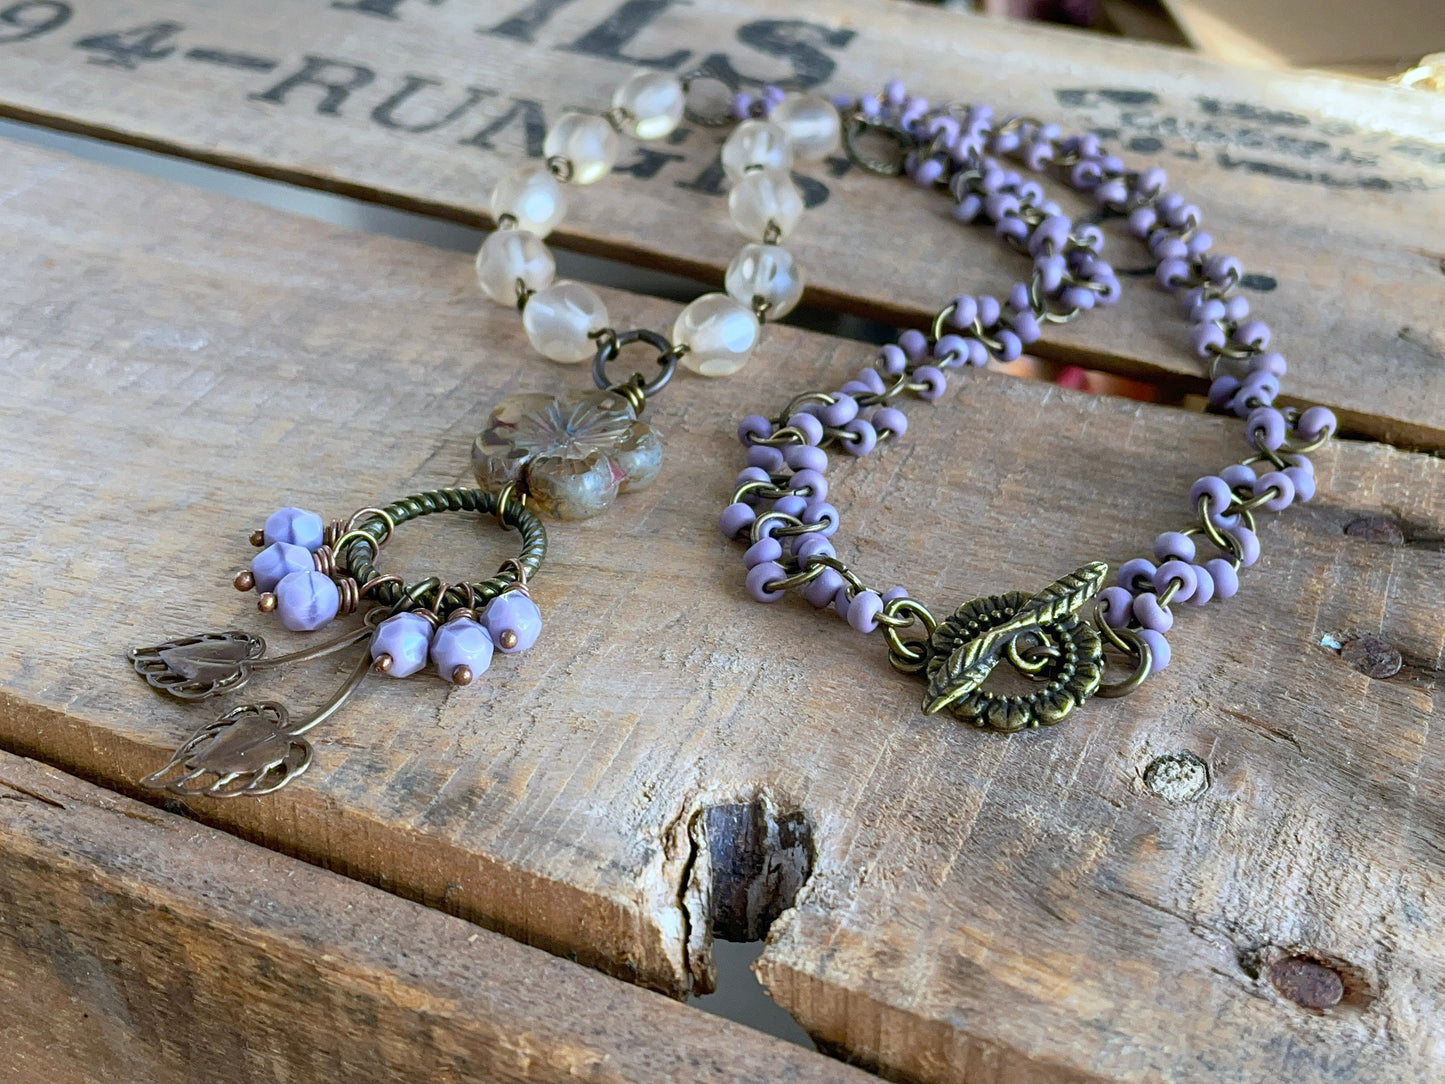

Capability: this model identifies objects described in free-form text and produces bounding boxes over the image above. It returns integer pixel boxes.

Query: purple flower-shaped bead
[369,612,433,678]
[275,570,339,633]
[251,541,314,593]
[482,592,542,654]
[264,506,325,551]
[430,617,495,684]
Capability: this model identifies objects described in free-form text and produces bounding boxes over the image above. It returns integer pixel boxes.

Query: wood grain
[0,750,866,1083]
[0,137,1442,1081]
[0,0,1441,446]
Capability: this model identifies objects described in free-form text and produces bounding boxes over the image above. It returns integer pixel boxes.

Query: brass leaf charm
[129,631,266,700]
[142,702,312,798]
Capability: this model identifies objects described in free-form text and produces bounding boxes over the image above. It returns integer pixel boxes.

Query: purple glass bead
[1254,470,1295,513]
[1036,254,1066,293]
[853,367,888,396]
[718,501,756,539]
[948,295,978,329]
[786,413,825,445]
[429,616,494,684]
[848,590,884,633]
[873,407,908,437]
[1117,557,1156,591]
[1232,526,1261,567]
[745,561,787,602]
[1284,465,1316,503]
[1220,464,1257,491]
[1127,206,1156,239]
[994,215,1029,244]
[1153,236,1188,262]
[1186,231,1212,257]
[738,414,773,446]
[1206,558,1239,599]
[1202,254,1241,287]
[1153,531,1196,563]
[803,567,845,607]
[773,494,807,518]
[1132,592,1173,633]
[274,570,339,633]
[1189,563,1215,606]
[1139,628,1170,674]
[1098,585,1132,629]
[1208,375,1241,410]
[793,534,835,562]
[1223,295,1250,322]
[841,418,878,456]
[1234,371,1280,411]
[953,194,982,224]
[898,328,928,361]
[1156,258,1191,289]
[369,611,433,678]
[819,395,859,428]
[482,590,542,653]
[934,334,970,367]
[789,469,827,500]
[746,444,785,472]
[802,499,839,535]
[1011,311,1041,346]
[735,466,771,488]
[1247,407,1287,452]
[1190,322,1226,358]
[251,541,314,593]
[1250,351,1287,377]
[1189,476,1233,517]
[914,157,944,187]
[913,366,947,402]
[1154,560,1197,604]
[744,537,783,569]
[784,444,828,473]
[993,329,1023,362]
[264,507,325,552]
[877,343,907,375]
[1059,285,1095,312]
[1296,406,1338,443]
[1232,319,1270,350]
[881,586,908,604]
[977,295,1001,329]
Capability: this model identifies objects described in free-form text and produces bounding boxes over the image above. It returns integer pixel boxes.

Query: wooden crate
[0,0,1442,1080]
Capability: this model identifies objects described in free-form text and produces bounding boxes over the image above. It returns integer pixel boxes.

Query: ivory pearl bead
[769,93,841,160]
[674,294,761,377]
[543,112,620,185]
[728,170,804,243]
[725,244,804,319]
[721,120,793,183]
[475,228,555,304]
[611,71,685,140]
[522,281,609,363]
[489,166,568,238]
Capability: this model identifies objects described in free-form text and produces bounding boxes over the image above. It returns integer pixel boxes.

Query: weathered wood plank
[0,138,1442,1081]
[0,0,1441,446]
[0,750,866,1083]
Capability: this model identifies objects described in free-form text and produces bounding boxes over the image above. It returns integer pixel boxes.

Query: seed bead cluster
[720,80,1338,688]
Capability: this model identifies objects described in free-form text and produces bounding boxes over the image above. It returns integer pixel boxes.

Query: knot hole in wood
[680,795,815,996]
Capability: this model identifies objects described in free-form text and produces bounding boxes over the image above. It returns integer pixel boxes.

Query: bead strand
[722,81,1337,698]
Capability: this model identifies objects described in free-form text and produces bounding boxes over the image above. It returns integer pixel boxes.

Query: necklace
[720,80,1336,732]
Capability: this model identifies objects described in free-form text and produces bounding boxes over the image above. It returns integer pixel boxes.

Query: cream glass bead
[489,165,568,238]
[727,169,804,243]
[725,244,804,319]
[611,71,685,140]
[475,228,555,304]
[770,93,841,161]
[543,112,620,185]
[721,120,793,184]
[673,293,761,377]
[522,280,609,363]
